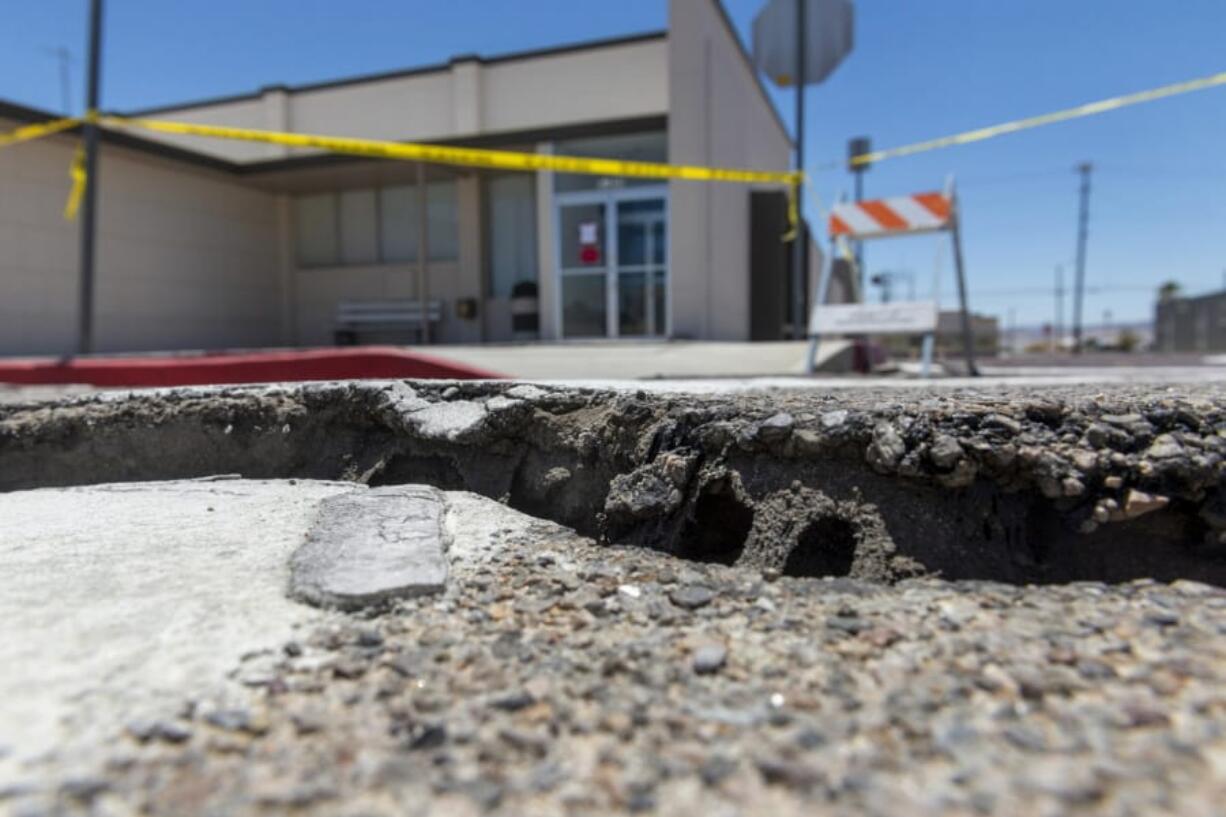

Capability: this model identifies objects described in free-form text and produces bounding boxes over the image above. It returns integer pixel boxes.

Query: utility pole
[1071,161,1092,354]
[43,47,74,114]
[848,136,870,278]
[1054,264,1064,352]
[789,0,807,339]
[77,0,103,356]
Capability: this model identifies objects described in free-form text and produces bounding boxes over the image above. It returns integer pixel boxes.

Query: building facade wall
[129,35,673,346]
[667,0,793,341]
[479,40,668,135]
[132,37,669,165]
[1155,294,1226,353]
[0,122,283,356]
[1,8,795,354]
[287,173,485,347]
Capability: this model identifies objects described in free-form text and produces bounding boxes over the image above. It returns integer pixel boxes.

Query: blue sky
[2,0,1223,328]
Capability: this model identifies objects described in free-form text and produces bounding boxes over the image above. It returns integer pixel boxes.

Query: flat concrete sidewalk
[415,339,853,380]
[0,479,351,788]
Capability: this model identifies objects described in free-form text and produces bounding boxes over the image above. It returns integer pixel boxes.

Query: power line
[937,285,1154,299]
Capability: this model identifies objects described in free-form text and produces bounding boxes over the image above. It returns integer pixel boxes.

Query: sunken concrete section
[3,380,1226,585]
[290,485,449,610]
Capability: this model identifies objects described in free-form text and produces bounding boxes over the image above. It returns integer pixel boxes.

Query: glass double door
[557,189,667,339]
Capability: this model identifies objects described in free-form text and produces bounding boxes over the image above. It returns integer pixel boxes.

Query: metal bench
[334,299,443,345]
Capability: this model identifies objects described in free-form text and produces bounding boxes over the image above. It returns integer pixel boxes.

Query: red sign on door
[579,221,601,265]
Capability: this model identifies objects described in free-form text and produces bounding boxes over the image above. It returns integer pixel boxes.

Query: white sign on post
[808,301,938,336]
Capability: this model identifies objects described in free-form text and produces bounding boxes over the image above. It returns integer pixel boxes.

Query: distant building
[1155,289,1226,353]
[0,0,824,356]
[937,311,999,358]
[882,310,999,359]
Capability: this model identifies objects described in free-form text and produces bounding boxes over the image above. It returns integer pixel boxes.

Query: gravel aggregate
[6,379,1226,815]
[8,508,1224,817]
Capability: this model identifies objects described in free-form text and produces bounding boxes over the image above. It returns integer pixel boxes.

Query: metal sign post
[76,0,103,356]
[848,135,870,276]
[789,0,807,338]
[947,181,979,376]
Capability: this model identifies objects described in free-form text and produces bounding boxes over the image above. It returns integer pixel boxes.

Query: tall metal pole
[1071,161,1092,354]
[847,136,871,290]
[77,0,104,356]
[1054,264,1064,352]
[853,167,864,278]
[790,0,807,339]
[949,191,979,376]
[416,162,431,345]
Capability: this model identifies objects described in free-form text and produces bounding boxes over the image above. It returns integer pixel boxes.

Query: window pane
[427,181,458,262]
[562,274,607,337]
[294,194,338,267]
[554,131,667,193]
[379,185,419,262]
[559,203,605,269]
[618,272,647,336]
[339,189,378,265]
[487,175,537,297]
[652,270,667,336]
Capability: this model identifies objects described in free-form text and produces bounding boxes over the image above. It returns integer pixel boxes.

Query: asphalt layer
[4,379,1226,815]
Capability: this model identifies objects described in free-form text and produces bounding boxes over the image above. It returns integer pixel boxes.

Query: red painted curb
[0,346,504,387]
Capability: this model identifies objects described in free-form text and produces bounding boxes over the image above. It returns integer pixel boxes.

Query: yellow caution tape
[851,69,1226,167]
[64,146,87,220]
[782,179,801,242]
[100,115,803,238]
[0,114,94,220]
[103,115,802,187]
[0,115,80,148]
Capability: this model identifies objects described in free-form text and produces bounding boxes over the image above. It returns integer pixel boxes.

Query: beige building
[0,0,815,356]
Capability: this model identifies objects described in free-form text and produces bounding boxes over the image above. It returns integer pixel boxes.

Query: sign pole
[76,0,103,356]
[804,232,839,373]
[948,185,980,376]
[416,161,431,344]
[790,0,807,340]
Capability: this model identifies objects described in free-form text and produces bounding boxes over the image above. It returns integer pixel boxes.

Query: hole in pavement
[373,454,465,491]
[783,516,858,578]
[675,488,753,566]
[3,385,1225,587]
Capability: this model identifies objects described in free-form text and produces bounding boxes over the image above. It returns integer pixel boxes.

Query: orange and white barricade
[806,181,978,377]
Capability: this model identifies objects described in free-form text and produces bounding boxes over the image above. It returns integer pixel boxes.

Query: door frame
[553,184,670,340]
